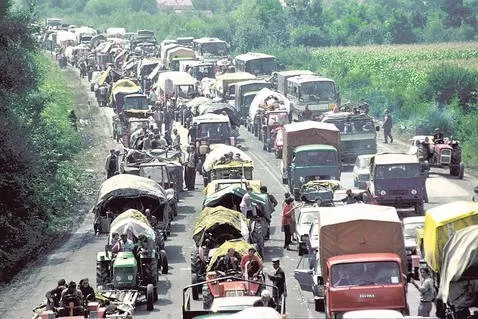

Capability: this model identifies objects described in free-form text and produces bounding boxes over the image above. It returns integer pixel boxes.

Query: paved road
[0,73,475,318]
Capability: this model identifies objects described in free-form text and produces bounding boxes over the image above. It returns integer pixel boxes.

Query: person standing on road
[411,267,435,317]
[105,149,118,179]
[282,197,295,250]
[153,104,163,133]
[172,128,181,148]
[267,258,286,313]
[383,108,393,143]
[184,144,199,191]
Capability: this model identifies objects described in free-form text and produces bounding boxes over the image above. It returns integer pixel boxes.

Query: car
[294,207,321,256]
[352,154,374,189]
[402,216,425,278]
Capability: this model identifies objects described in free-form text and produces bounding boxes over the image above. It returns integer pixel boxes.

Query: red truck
[294,204,408,317]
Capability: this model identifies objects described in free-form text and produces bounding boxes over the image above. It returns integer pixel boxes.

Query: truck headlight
[127,275,134,281]
[380,190,386,196]
[299,176,305,183]
[116,275,122,281]
[411,189,417,195]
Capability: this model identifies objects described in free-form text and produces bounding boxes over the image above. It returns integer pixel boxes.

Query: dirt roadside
[0,60,119,316]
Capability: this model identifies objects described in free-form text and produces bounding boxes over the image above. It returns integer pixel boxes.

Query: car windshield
[356,156,371,169]
[299,212,316,225]
[374,164,421,179]
[331,261,401,287]
[294,150,337,166]
[403,222,424,238]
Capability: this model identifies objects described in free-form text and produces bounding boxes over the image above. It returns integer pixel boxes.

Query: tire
[96,261,110,288]
[262,143,266,151]
[191,273,199,300]
[267,143,271,152]
[146,284,154,311]
[449,165,458,176]
[458,162,464,179]
[415,200,424,215]
[275,150,280,159]
[159,250,168,274]
[153,287,158,302]
[202,286,213,309]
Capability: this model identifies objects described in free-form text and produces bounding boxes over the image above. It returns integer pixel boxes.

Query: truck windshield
[299,81,335,103]
[140,166,169,184]
[294,150,337,166]
[325,119,374,134]
[374,164,421,179]
[243,94,256,107]
[244,59,276,76]
[198,122,230,139]
[124,97,149,111]
[331,261,401,287]
[201,42,227,57]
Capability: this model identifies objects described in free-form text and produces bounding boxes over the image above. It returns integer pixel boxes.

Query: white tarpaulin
[249,88,290,120]
[202,144,252,172]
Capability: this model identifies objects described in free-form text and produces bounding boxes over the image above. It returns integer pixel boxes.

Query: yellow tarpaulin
[98,66,111,86]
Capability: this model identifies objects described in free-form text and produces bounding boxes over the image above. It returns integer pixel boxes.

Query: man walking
[184,144,198,191]
[411,267,435,317]
[383,108,393,143]
[267,258,286,313]
[105,149,118,179]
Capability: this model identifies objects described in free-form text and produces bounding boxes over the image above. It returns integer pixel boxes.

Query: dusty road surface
[0,62,476,319]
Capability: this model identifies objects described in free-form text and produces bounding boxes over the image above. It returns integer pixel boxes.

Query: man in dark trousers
[383,109,393,143]
[184,144,198,191]
[105,149,118,179]
[267,258,286,313]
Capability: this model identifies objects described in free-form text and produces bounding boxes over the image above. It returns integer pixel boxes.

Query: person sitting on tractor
[240,247,262,278]
[134,234,154,259]
[45,278,67,310]
[217,248,240,273]
[253,289,277,309]
[433,128,444,144]
[79,278,95,302]
[112,232,134,253]
[59,281,84,315]
[144,208,158,228]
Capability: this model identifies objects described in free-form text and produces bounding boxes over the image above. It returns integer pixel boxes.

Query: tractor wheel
[146,284,154,311]
[96,261,110,288]
[458,162,465,179]
[267,143,271,152]
[159,250,169,274]
[191,273,200,300]
[202,286,213,309]
[449,165,458,176]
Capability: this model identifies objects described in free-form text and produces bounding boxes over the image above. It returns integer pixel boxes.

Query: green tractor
[96,209,167,311]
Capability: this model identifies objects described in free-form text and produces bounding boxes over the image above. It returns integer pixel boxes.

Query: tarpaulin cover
[203,179,262,196]
[198,101,240,128]
[187,96,211,115]
[438,225,478,307]
[207,239,259,272]
[202,144,252,172]
[202,185,272,219]
[249,88,290,120]
[109,209,155,243]
[192,206,249,245]
[94,174,167,212]
[423,201,478,272]
[318,204,404,276]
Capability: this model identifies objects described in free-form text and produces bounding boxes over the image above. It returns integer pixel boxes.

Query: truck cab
[369,153,428,214]
[289,144,340,200]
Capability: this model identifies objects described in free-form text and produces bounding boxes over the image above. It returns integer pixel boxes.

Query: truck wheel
[275,150,280,159]
[146,284,154,311]
[415,200,424,215]
[159,250,168,274]
[267,143,271,152]
[191,273,200,300]
[458,162,464,179]
[282,177,287,184]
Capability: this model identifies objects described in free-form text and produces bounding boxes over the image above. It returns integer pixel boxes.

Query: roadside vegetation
[1,0,476,282]
[0,1,89,282]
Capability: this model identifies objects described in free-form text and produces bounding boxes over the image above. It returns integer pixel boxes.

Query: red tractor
[430,138,464,179]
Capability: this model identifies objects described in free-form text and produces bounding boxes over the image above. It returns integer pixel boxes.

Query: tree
[285,0,323,27]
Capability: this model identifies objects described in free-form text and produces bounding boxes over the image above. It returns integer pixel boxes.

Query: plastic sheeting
[202,144,252,172]
[438,225,478,307]
[109,209,155,243]
[249,88,290,120]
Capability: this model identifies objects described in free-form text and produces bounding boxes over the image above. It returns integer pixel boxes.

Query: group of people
[45,278,95,314]
[215,247,287,313]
